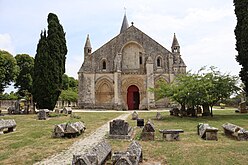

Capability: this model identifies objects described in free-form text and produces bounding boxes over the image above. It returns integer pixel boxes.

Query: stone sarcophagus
[197,123,218,140]
[141,120,155,141]
[159,129,184,141]
[109,119,133,139]
[0,119,16,134]
[222,123,248,141]
[72,140,112,165]
[112,141,142,165]
[37,109,49,120]
[52,121,86,138]
[62,107,72,114]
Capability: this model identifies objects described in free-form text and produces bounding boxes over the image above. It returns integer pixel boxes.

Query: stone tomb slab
[197,123,218,140]
[0,119,16,134]
[109,119,133,139]
[72,140,111,165]
[222,123,248,141]
[112,141,142,165]
[141,120,155,141]
[159,129,184,141]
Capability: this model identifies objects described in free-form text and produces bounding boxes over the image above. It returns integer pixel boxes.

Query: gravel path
[34,112,131,165]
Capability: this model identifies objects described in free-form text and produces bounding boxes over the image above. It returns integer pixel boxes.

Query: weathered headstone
[137,118,144,127]
[197,123,218,140]
[72,140,112,165]
[112,141,142,165]
[109,119,133,139]
[62,107,72,114]
[155,112,162,120]
[141,120,155,141]
[222,123,248,141]
[239,101,247,113]
[54,109,61,114]
[52,121,86,138]
[0,119,16,134]
[132,111,138,120]
[38,109,49,120]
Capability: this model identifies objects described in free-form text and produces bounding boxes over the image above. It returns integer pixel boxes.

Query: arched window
[139,56,142,65]
[102,60,106,70]
[139,52,142,65]
[157,57,161,67]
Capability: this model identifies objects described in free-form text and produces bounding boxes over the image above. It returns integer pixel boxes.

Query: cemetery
[0,109,247,164]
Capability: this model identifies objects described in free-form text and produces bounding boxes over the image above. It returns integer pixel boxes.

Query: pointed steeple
[120,14,129,33]
[84,34,92,56]
[172,33,180,47]
[171,33,180,53]
[85,34,91,48]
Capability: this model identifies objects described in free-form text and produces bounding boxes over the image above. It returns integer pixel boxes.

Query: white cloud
[0,33,15,54]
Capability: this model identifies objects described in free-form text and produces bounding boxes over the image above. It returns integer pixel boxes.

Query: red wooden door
[127,85,140,110]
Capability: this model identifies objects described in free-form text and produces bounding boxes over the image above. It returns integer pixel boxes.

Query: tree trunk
[202,104,210,116]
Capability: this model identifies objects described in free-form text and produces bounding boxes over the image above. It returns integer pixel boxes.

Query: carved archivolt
[154,75,169,85]
[121,77,145,103]
[154,75,169,100]
[95,78,114,104]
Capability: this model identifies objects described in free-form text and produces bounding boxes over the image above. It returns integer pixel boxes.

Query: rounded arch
[120,41,145,71]
[156,55,163,67]
[120,41,144,53]
[127,85,140,110]
[100,58,107,70]
[154,75,170,107]
[95,78,114,104]
[154,75,170,84]
[121,77,145,110]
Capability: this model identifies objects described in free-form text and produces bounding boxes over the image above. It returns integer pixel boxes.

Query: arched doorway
[127,85,140,110]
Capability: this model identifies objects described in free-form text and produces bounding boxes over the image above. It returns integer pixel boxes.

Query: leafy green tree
[59,89,78,103]
[60,74,78,103]
[62,74,69,90]
[0,91,18,100]
[153,67,239,116]
[0,50,18,94]
[32,13,67,110]
[68,76,78,89]
[14,54,34,97]
[234,0,248,96]
[199,67,239,116]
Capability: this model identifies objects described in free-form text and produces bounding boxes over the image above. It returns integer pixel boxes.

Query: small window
[139,56,142,64]
[102,61,106,70]
[157,58,161,67]
[88,49,91,53]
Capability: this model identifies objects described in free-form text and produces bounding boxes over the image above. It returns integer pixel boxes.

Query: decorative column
[114,53,122,110]
[146,56,155,109]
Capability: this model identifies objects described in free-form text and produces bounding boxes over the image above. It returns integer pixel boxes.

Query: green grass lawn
[1,110,248,165]
[109,110,248,165]
[0,112,123,165]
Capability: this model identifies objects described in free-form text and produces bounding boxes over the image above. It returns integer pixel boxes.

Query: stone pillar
[114,72,120,109]
[146,57,155,109]
[114,53,122,110]
[78,73,95,108]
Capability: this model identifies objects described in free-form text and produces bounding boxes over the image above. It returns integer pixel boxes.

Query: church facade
[78,15,186,110]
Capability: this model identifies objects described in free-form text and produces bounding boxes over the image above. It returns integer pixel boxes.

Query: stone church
[78,15,186,110]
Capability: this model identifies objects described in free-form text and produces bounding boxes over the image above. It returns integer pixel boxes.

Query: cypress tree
[33,13,67,110]
[234,0,248,95]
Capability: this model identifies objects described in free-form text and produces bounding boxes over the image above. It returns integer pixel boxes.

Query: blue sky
[0,0,240,82]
